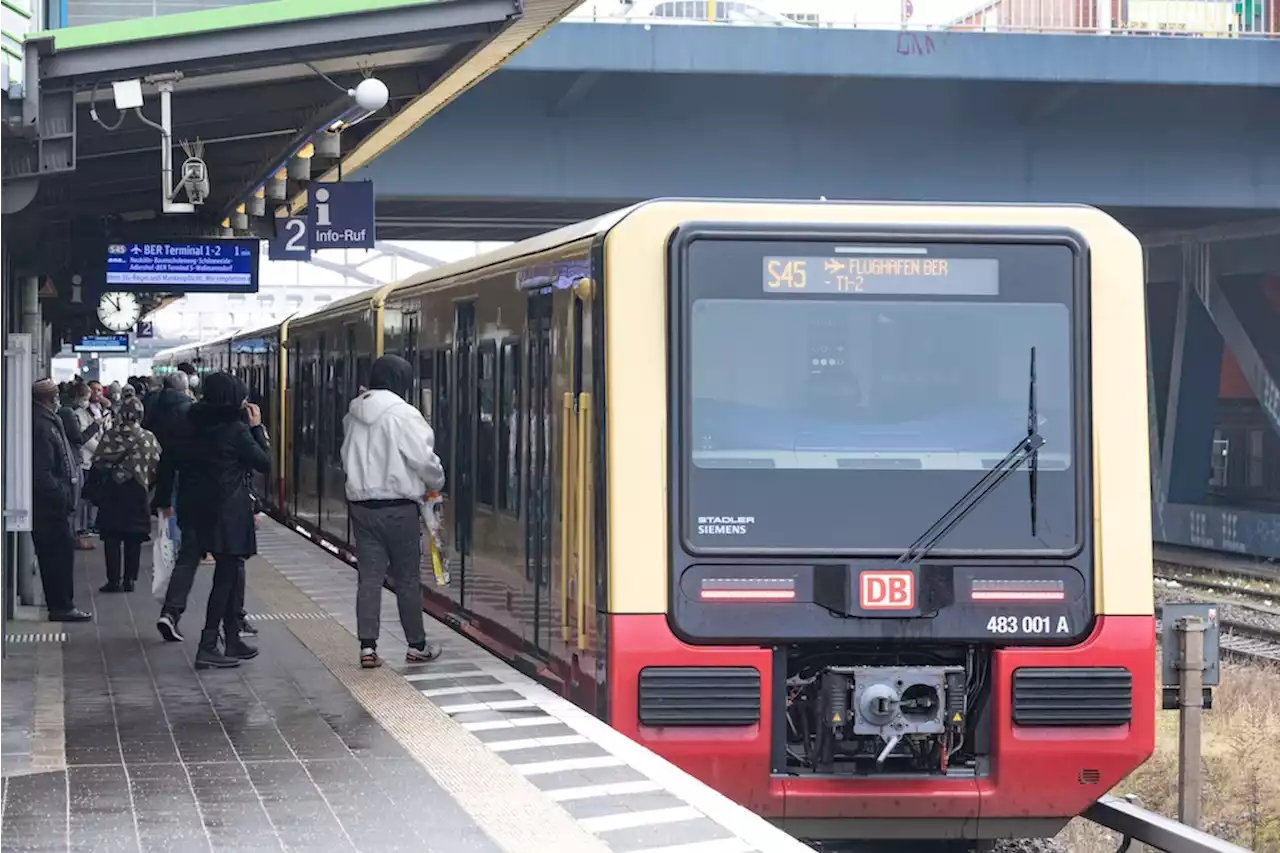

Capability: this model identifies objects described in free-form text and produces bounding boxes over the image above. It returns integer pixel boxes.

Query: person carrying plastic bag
[151,513,178,601]
[340,354,446,670]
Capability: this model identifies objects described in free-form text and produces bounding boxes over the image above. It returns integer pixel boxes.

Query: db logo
[859,571,915,610]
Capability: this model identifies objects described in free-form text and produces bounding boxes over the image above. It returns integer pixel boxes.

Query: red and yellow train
[157,199,1155,844]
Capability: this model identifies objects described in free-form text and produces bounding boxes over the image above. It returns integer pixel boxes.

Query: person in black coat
[30,379,92,622]
[182,372,270,669]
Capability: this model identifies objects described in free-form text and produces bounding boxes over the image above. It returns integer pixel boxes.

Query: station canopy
[6,0,578,269]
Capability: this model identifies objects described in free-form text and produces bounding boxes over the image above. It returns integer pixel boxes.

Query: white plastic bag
[151,515,177,602]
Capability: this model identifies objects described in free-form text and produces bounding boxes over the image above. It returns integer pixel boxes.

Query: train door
[321,326,352,543]
[315,331,328,530]
[453,302,477,610]
[525,294,554,657]
[560,278,600,711]
[288,338,304,519]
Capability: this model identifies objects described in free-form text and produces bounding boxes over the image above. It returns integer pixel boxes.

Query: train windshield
[680,237,1083,555]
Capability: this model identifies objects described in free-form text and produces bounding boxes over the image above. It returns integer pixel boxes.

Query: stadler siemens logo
[697,516,755,535]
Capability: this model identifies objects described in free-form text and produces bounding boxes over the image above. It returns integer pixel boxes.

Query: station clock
[97,292,141,333]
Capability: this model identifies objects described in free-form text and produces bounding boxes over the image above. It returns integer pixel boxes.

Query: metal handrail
[1085,795,1251,853]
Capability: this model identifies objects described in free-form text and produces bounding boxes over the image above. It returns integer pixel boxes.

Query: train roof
[286,282,400,330]
[287,203,644,326]
[149,198,1120,358]
[230,316,294,344]
[153,331,237,361]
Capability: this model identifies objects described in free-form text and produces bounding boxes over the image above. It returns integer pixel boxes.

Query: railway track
[1151,545,1280,663]
[1154,571,1280,608]
[1154,605,1280,664]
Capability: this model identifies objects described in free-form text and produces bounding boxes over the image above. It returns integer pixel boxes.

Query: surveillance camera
[180,157,209,206]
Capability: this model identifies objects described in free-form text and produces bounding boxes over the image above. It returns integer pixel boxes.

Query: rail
[564,0,1279,39]
[1085,795,1251,853]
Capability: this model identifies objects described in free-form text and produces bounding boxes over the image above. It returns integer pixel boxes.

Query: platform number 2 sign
[268,216,311,261]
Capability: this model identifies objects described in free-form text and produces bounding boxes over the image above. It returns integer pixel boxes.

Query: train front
[607,207,1155,843]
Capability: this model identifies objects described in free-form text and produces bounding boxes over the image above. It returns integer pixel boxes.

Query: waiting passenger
[144,371,192,449]
[30,379,91,622]
[152,369,258,642]
[89,397,161,593]
[340,354,445,668]
[55,390,86,548]
[141,375,163,418]
[70,383,105,549]
[180,373,270,668]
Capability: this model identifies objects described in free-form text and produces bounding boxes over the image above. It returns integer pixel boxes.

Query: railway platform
[1,517,809,853]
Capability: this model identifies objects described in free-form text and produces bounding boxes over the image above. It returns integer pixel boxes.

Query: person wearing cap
[30,379,92,622]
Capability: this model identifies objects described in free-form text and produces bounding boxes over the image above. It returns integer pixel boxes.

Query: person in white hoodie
[340,354,446,668]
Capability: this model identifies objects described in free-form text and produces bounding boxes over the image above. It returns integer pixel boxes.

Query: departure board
[762,256,999,296]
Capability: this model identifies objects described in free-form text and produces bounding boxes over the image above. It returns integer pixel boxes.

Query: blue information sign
[73,334,129,354]
[105,240,259,293]
[308,181,375,249]
[268,217,311,261]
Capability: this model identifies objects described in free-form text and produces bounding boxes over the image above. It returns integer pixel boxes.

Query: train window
[333,355,346,462]
[356,356,371,392]
[1211,434,1229,487]
[499,339,522,513]
[477,342,497,507]
[434,348,453,496]
[1249,429,1264,488]
[300,353,316,455]
[404,312,419,367]
[418,352,434,421]
[681,238,1081,555]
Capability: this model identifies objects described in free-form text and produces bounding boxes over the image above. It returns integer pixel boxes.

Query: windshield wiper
[898,347,1043,566]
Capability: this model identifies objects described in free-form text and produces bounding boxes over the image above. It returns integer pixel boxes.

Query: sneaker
[157,613,184,643]
[99,582,122,593]
[238,617,258,637]
[360,647,381,669]
[405,643,442,664]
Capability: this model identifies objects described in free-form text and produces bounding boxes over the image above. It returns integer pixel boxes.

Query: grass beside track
[1059,661,1280,852]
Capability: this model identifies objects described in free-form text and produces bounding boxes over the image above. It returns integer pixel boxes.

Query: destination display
[762,256,999,296]
[106,240,259,293]
[73,334,129,354]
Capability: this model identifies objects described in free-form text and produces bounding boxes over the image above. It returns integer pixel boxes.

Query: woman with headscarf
[90,396,161,592]
[182,372,270,669]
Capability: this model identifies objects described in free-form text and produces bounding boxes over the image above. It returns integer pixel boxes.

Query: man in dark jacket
[30,379,92,622]
[143,371,192,449]
[152,370,202,643]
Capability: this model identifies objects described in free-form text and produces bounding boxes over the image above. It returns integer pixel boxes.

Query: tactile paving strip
[4,633,68,644]
[246,551,614,853]
[240,611,329,622]
[252,518,812,853]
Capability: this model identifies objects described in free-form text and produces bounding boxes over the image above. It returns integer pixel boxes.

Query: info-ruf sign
[268,180,376,260]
